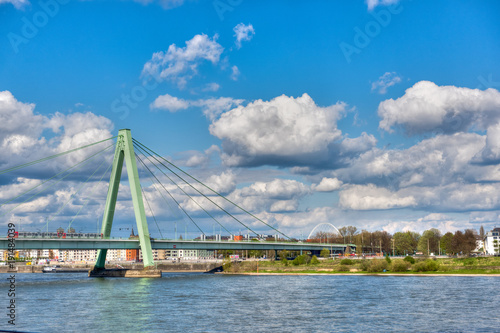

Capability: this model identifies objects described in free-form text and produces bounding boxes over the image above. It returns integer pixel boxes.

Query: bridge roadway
[0,238,354,252]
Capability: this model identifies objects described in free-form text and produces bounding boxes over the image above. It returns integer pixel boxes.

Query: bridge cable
[134,151,205,236]
[0,136,117,175]
[41,154,110,232]
[139,181,163,239]
[133,142,254,237]
[134,143,234,237]
[133,139,290,239]
[67,161,114,231]
[0,144,114,217]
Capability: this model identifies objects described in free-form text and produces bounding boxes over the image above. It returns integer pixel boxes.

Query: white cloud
[312,177,343,192]
[202,82,220,92]
[205,170,236,194]
[150,94,244,121]
[378,81,500,134]
[371,72,401,94]
[141,34,224,88]
[339,184,417,210]
[366,0,401,11]
[0,0,28,8]
[233,23,255,49]
[209,93,346,167]
[230,65,240,81]
[150,94,190,112]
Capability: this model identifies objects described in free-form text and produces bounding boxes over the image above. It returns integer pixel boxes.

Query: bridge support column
[94,129,154,270]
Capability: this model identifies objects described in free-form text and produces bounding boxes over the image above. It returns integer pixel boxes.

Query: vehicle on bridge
[11,231,103,239]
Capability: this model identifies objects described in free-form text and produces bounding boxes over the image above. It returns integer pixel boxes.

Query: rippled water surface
[1,273,499,332]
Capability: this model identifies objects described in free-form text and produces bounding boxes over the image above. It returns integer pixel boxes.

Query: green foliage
[461,258,476,266]
[413,259,440,272]
[336,265,350,272]
[391,259,410,272]
[279,250,289,266]
[320,248,330,258]
[385,254,391,264]
[310,255,320,265]
[403,256,415,264]
[417,228,441,256]
[367,260,388,273]
[340,259,355,265]
[292,254,311,266]
[358,260,370,271]
[222,258,232,272]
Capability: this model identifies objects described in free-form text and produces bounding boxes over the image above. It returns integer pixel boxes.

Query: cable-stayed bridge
[0,129,354,272]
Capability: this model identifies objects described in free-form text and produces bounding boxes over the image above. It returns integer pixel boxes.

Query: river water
[1,273,498,332]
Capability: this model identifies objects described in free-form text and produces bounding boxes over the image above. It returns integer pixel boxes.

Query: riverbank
[222,256,500,275]
[0,261,220,273]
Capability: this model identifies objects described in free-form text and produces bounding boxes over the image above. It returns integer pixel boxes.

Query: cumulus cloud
[378,81,500,135]
[366,0,400,11]
[233,23,255,49]
[150,94,190,112]
[371,72,401,94]
[204,170,236,194]
[141,34,224,88]
[209,93,346,167]
[312,177,343,192]
[335,132,486,188]
[339,184,417,210]
[0,91,115,227]
[151,94,244,121]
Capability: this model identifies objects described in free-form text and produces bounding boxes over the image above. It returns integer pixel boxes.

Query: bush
[310,255,320,265]
[413,259,440,272]
[391,259,410,272]
[336,265,350,272]
[403,256,416,264]
[368,260,388,272]
[320,248,330,258]
[292,254,310,266]
[358,260,370,271]
[367,260,388,273]
[340,259,355,265]
[385,254,392,264]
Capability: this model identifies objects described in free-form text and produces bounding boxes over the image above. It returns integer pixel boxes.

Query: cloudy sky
[1,0,500,238]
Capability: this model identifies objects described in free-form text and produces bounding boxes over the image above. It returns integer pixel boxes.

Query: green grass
[226,257,500,275]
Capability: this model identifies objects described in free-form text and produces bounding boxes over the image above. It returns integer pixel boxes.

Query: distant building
[126,227,140,261]
[484,228,500,255]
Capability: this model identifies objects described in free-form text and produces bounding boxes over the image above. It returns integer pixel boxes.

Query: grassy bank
[222,256,500,275]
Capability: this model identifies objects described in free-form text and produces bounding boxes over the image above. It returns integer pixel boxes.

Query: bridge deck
[0,238,354,251]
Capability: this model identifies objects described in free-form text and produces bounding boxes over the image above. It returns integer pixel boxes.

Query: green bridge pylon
[94,129,154,269]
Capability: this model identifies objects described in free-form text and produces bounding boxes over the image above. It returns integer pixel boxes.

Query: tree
[417,228,441,256]
[462,229,477,256]
[320,248,330,258]
[440,232,454,255]
[450,230,465,255]
[479,225,485,239]
[393,231,420,255]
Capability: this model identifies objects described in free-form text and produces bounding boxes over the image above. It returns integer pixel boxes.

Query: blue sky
[1,0,500,238]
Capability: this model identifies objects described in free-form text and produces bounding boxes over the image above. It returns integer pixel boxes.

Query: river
[1,273,498,332]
